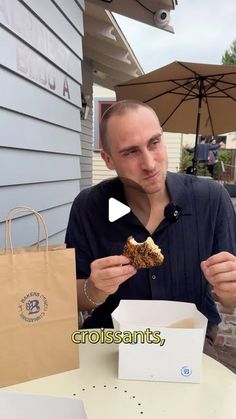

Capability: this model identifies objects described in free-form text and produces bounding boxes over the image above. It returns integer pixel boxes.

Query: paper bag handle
[5,206,49,253]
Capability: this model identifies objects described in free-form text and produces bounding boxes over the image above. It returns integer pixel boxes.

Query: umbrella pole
[192,78,204,175]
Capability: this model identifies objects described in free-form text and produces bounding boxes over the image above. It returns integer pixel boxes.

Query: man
[66,100,236,355]
[186,136,223,176]
[207,138,221,177]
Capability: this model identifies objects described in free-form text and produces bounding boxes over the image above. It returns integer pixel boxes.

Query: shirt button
[152,275,156,280]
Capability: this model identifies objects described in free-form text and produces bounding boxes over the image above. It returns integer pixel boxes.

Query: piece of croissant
[123,236,164,269]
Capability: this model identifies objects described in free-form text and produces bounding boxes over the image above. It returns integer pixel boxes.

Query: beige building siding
[226,132,236,149]
[92,85,116,185]
[182,134,196,147]
[93,152,116,185]
[163,132,182,172]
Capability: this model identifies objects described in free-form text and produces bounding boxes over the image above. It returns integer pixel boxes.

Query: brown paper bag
[0,206,79,388]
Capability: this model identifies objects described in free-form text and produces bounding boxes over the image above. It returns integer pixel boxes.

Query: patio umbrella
[115,61,236,172]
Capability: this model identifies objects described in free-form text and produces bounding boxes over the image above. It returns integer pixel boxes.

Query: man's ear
[100,150,115,170]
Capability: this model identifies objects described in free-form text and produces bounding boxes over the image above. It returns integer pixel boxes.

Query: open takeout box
[111,300,208,383]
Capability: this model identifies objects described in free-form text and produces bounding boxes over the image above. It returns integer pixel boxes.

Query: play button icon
[108,198,130,222]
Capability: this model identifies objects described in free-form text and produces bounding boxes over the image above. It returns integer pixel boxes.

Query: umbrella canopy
[115,61,236,137]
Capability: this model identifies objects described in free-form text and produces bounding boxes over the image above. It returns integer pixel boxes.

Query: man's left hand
[201,252,236,307]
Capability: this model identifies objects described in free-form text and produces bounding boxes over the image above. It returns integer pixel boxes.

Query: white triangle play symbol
[108,198,130,222]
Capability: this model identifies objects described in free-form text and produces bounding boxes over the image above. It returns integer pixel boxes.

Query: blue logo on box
[181,366,192,377]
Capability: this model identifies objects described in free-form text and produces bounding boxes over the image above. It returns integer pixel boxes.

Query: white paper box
[0,391,88,419]
[111,300,208,383]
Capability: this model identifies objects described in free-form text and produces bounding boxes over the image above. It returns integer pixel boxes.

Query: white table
[4,339,236,419]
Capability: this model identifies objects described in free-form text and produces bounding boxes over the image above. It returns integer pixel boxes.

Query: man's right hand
[77,256,137,311]
[89,255,137,295]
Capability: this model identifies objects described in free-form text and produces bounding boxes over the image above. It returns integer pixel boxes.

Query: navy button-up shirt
[65,172,236,328]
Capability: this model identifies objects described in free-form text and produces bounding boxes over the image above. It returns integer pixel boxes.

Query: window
[94,97,115,150]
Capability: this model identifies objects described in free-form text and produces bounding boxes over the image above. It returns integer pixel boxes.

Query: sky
[114,0,236,73]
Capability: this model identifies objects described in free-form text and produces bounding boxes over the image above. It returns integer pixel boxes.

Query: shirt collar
[166,172,193,215]
[106,172,193,227]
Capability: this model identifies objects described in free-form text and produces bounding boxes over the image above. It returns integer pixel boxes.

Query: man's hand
[89,255,136,295]
[219,141,226,149]
[201,252,236,307]
[77,255,137,311]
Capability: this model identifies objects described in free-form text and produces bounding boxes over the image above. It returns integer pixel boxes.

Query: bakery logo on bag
[18,292,48,322]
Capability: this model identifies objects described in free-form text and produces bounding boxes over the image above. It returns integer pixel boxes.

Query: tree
[222,39,236,65]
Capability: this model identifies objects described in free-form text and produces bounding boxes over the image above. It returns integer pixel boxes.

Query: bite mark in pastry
[123,236,164,269]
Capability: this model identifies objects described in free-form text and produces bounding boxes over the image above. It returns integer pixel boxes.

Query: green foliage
[196,163,210,177]
[179,147,233,180]
[214,149,232,181]
[179,147,209,176]
[179,147,192,172]
[222,39,236,65]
